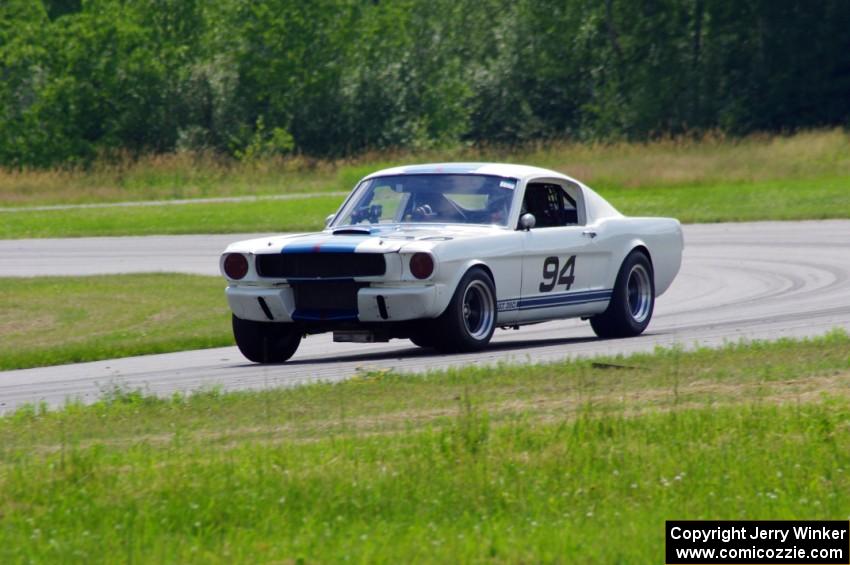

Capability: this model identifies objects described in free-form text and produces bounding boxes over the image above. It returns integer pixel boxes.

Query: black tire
[590,250,655,339]
[232,315,302,363]
[432,267,497,353]
[409,332,436,349]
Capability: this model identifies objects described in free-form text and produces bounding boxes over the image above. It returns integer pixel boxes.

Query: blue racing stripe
[519,297,611,311]
[519,289,611,307]
[281,241,364,254]
[497,289,613,312]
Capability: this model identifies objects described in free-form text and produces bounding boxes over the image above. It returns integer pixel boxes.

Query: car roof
[363,163,578,183]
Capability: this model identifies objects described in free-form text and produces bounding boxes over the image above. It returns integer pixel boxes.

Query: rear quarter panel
[594,217,683,296]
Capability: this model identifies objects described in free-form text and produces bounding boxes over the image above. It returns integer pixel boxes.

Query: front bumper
[226,284,440,323]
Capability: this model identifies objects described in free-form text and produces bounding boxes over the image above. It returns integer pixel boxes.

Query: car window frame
[516,177,587,230]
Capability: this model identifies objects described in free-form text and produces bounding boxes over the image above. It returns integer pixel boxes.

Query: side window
[521,183,578,228]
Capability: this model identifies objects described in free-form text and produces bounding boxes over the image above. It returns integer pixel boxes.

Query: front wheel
[232,315,302,363]
[409,332,436,349]
[590,251,655,338]
[432,268,497,353]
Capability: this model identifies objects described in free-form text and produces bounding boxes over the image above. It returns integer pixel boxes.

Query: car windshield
[334,174,517,227]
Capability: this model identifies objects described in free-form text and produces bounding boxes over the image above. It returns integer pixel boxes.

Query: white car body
[221,163,683,346]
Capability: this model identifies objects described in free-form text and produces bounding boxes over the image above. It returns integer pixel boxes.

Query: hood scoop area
[332,226,373,235]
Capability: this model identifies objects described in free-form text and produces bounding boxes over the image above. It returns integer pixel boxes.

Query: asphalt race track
[0,234,264,277]
[1,220,849,414]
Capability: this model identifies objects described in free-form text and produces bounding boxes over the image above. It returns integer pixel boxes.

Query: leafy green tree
[0,0,848,167]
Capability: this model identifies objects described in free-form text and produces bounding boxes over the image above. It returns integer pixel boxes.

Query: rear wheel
[232,315,302,363]
[590,251,654,338]
[432,268,497,353]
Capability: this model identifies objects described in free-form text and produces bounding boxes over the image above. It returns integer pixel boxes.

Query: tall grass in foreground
[2,402,848,563]
[2,332,850,562]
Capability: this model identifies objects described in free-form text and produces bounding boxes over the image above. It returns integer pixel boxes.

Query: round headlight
[223,253,249,280]
[409,253,434,279]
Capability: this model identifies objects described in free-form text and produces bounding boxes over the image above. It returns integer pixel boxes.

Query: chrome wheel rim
[462,280,495,340]
[626,264,652,323]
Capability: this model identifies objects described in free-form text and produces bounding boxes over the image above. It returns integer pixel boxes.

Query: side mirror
[324,214,336,227]
[519,213,536,231]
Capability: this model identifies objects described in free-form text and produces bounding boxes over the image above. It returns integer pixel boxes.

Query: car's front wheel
[409,332,436,349]
[232,315,302,363]
[590,250,655,338]
[432,267,497,352]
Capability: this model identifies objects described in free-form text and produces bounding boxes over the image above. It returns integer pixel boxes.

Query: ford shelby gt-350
[220,163,683,363]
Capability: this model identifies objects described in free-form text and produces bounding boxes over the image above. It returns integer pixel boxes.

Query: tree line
[1,0,848,167]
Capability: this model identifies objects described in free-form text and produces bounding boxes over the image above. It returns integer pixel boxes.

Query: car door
[516,182,611,322]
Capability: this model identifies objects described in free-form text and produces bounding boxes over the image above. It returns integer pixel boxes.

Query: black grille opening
[293,282,360,311]
[292,282,363,321]
[256,252,386,278]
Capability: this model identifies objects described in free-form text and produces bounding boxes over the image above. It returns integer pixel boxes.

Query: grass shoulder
[2,331,849,562]
[1,130,849,237]
[2,129,848,207]
[0,273,230,370]
[2,175,849,239]
[0,195,344,239]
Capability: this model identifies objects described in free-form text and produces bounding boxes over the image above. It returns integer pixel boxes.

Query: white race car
[221,163,683,363]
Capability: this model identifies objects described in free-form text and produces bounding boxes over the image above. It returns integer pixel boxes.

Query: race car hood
[223,224,505,255]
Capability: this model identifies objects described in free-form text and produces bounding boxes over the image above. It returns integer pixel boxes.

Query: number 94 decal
[539,255,576,292]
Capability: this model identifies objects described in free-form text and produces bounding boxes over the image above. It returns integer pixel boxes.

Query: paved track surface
[0,234,266,277]
[1,221,849,414]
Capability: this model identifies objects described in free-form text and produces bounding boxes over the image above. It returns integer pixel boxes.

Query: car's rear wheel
[232,315,302,363]
[590,250,655,338]
[432,267,497,352]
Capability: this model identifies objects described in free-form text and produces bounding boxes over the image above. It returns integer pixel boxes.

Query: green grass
[607,177,850,222]
[2,175,849,239]
[2,129,849,206]
[0,274,230,370]
[2,332,850,562]
[0,195,344,238]
[0,154,379,206]
[1,129,849,237]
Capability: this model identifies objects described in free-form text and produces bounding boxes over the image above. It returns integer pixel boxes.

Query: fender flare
[433,259,495,317]
[605,239,653,290]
